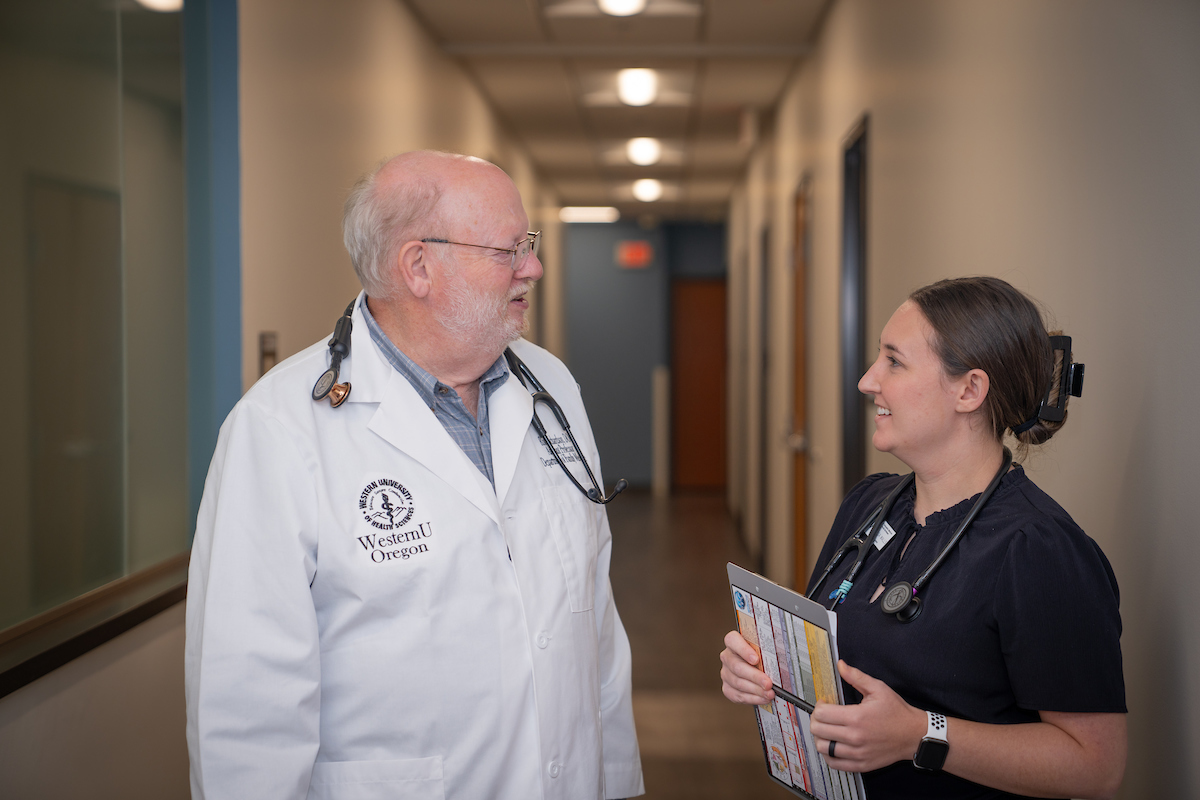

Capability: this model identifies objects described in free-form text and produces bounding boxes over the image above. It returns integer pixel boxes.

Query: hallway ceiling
[403,0,831,221]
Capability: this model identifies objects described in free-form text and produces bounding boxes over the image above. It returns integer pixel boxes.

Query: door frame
[840,115,869,496]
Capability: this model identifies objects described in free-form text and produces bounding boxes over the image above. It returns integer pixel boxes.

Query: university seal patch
[359,478,415,530]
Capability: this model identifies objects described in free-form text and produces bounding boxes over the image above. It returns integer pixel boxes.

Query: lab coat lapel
[366,363,501,526]
[490,370,535,506]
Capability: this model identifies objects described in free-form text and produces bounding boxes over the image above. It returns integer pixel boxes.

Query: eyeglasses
[421,230,541,271]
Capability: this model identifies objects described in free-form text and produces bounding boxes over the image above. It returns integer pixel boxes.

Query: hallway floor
[608,491,796,800]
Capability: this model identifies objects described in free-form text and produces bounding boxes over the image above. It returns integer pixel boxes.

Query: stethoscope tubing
[909,448,1011,593]
[807,448,1012,615]
[503,348,626,505]
[805,473,914,605]
[313,299,625,506]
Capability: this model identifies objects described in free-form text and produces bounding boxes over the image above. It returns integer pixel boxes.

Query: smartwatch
[913,711,949,771]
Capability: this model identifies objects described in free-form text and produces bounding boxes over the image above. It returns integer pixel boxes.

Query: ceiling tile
[545,16,700,44]
[693,107,742,139]
[406,0,544,44]
[688,138,750,168]
[524,138,600,171]
[464,58,589,137]
[698,59,796,108]
[685,178,736,203]
[704,0,829,45]
[412,0,834,219]
[550,178,619,205]
[583,106,692,139]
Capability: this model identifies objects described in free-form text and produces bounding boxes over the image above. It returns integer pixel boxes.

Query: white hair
[342,159,443,298]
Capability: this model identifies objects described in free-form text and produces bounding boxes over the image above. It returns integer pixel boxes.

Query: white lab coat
[185,296,644,800]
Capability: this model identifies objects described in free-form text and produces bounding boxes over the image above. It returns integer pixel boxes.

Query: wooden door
[670,279,727,490]
[791,188,810,589]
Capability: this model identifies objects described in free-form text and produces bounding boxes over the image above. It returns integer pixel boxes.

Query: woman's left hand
[809,659,926,773]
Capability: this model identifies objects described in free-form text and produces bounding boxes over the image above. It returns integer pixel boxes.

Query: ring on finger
[828,740,837,758]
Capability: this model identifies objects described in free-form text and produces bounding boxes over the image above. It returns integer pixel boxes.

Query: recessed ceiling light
[617,69,658,106]
[632,179,663,202]
[560,206,621,223]
[626,137,662,166]
[136,0,183,10]
[598,0,647,15]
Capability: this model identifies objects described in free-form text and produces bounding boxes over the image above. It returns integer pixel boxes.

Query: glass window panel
[0,0,187,630]
[122,5,188,574]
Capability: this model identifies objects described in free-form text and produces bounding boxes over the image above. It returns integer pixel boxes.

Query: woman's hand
[809,660,925,773]
[720,631,775,705]
[808,660,1127,798]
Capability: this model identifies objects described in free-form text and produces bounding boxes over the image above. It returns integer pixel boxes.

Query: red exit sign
[614,240,654,269]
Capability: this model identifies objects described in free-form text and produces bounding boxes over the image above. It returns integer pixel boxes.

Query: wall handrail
[0,553,189,699]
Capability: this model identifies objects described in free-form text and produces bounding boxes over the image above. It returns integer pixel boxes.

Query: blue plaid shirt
[360,297,510,488]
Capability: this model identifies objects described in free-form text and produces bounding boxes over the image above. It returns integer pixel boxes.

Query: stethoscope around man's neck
[807,448,1013,623]
[311,299,626,505]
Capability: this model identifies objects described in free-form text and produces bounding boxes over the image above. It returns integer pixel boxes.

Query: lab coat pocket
[308,756,444,800]
[541,485,599,612]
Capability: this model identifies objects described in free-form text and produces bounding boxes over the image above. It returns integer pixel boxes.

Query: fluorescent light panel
[597,0,647,15]
[617,69,658,106]
[626,137,662,166]
[632,179,663,202]
[560,206,621,223]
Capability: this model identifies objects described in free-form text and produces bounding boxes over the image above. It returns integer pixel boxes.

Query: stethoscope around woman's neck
[807,447,1013,623]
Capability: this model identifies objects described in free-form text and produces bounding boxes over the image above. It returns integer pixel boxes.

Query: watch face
[312,369,336,400]
[914,738,949,771]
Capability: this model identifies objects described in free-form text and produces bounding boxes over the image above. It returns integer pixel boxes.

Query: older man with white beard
[185,151,644,800]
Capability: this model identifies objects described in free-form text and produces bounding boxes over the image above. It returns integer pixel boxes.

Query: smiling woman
[722,277,1127,800]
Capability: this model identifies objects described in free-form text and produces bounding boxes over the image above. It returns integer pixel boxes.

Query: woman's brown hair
[909,277,1070,449]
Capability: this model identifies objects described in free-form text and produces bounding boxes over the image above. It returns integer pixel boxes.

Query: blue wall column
[184,0,241,536]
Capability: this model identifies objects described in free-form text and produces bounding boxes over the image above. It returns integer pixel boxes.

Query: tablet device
[728,562,867,800]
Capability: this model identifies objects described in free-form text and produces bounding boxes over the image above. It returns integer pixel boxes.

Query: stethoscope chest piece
[881,581,922,623]
[312,368,337,401]
[328,382,351,407]
[312,368,352,407]
[312,299,357,408]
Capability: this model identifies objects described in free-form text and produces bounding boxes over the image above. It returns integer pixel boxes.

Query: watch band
[925,711,947,741]
[913,711,949,771]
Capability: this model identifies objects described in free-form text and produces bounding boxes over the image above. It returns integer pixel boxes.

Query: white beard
[440,275,531,351]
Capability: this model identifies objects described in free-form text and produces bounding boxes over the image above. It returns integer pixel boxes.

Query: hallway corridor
[609,492,795,799]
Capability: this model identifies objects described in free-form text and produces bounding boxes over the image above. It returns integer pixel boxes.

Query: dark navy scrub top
[808,466,1126,800]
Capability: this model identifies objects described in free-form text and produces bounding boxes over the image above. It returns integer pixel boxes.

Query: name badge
[873,520,898,551]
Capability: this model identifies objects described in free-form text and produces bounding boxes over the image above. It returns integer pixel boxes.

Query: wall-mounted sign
[615,239,654,269]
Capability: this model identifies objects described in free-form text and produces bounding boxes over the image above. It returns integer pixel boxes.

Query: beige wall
[535,190,567,359]
[731,145,773,563]
[0,604,188,798]
[729,0,1200,795]
[725,185,747,522]
[239,0,552,390]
